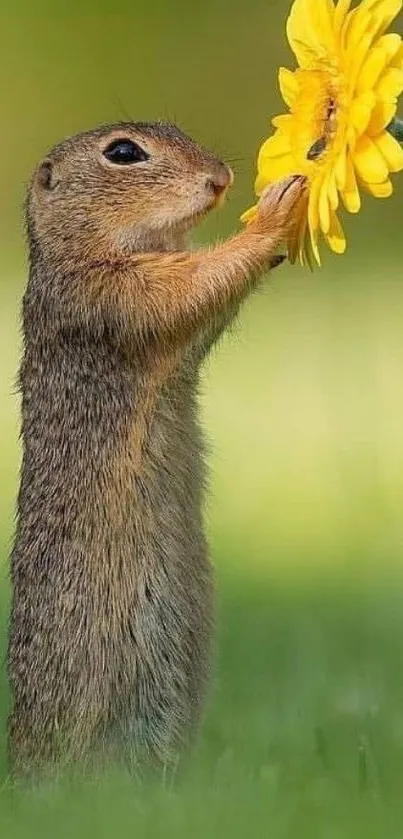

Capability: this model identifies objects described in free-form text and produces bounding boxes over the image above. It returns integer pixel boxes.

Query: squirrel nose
[206,164,233,197]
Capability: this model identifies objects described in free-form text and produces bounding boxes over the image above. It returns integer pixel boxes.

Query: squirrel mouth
[211,190,228,210]
[178,191,228,231]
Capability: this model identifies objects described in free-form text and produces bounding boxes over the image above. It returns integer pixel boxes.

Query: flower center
[292,67,344,170]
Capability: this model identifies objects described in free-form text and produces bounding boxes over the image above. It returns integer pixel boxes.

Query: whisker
[108,95,136,124]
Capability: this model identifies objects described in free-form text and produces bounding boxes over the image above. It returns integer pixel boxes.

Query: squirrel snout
[205,164,233,198]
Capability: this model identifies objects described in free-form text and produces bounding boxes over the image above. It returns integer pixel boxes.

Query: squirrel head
[27,122,233,263]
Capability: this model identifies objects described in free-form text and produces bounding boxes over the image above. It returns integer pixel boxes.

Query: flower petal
[374,130,403,171]
[364,0,403,41]
[376,67,403,100]
[328,170,339,212]
[301,234,315,270]
[319,173,331,234]
[308,176,323,265]
[255,155,296,194]
[258,133,291,162]
[286,0,335,66]
[335,146,348,190]
[306,0,336,45]
[241,205,258,224]
[303,231,316,269]
[357,36,401,94]
[288,192,309,265]
[367,99,397,134]
[325,211,347,254]
[352,38,378,90]
[352,0,403,43]
[272,114,294,131]
[361,178,394,196]
[308,176,321,231]
[309,227,321,266]
[288,0,334,42]
[341,155,361,212]
[349,91,376,137]
[376,32,402,64]
[391,43,403,69]
[353,135,390,182]
[278,68,299,108]
[335,0,353,33]
[342,7,375,53]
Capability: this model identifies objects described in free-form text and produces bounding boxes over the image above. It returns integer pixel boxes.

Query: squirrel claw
[270,254,287,270]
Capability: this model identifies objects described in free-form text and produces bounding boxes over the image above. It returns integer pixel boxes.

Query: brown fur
[7,121,305,776]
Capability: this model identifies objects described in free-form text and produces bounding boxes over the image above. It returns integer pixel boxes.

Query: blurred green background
[2,0,403,836]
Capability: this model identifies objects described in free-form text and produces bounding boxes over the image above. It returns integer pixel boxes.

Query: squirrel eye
[103,139,150,165]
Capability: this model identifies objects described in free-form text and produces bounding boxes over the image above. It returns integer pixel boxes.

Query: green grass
[2,569,403,837]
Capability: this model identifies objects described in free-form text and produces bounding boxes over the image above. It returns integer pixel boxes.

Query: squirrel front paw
[252,175,307,240]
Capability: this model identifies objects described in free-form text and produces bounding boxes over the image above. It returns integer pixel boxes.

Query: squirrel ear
[37,159,59,191]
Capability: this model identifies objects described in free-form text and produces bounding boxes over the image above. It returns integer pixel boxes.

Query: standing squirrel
[8,121,305,776]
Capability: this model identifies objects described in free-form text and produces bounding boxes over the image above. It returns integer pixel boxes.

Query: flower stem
[388,118,403,144]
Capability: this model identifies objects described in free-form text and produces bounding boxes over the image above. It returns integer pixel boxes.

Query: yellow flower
[242,0,403,266]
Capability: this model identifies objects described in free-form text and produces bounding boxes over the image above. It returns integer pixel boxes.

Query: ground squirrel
[7,121,305,776]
